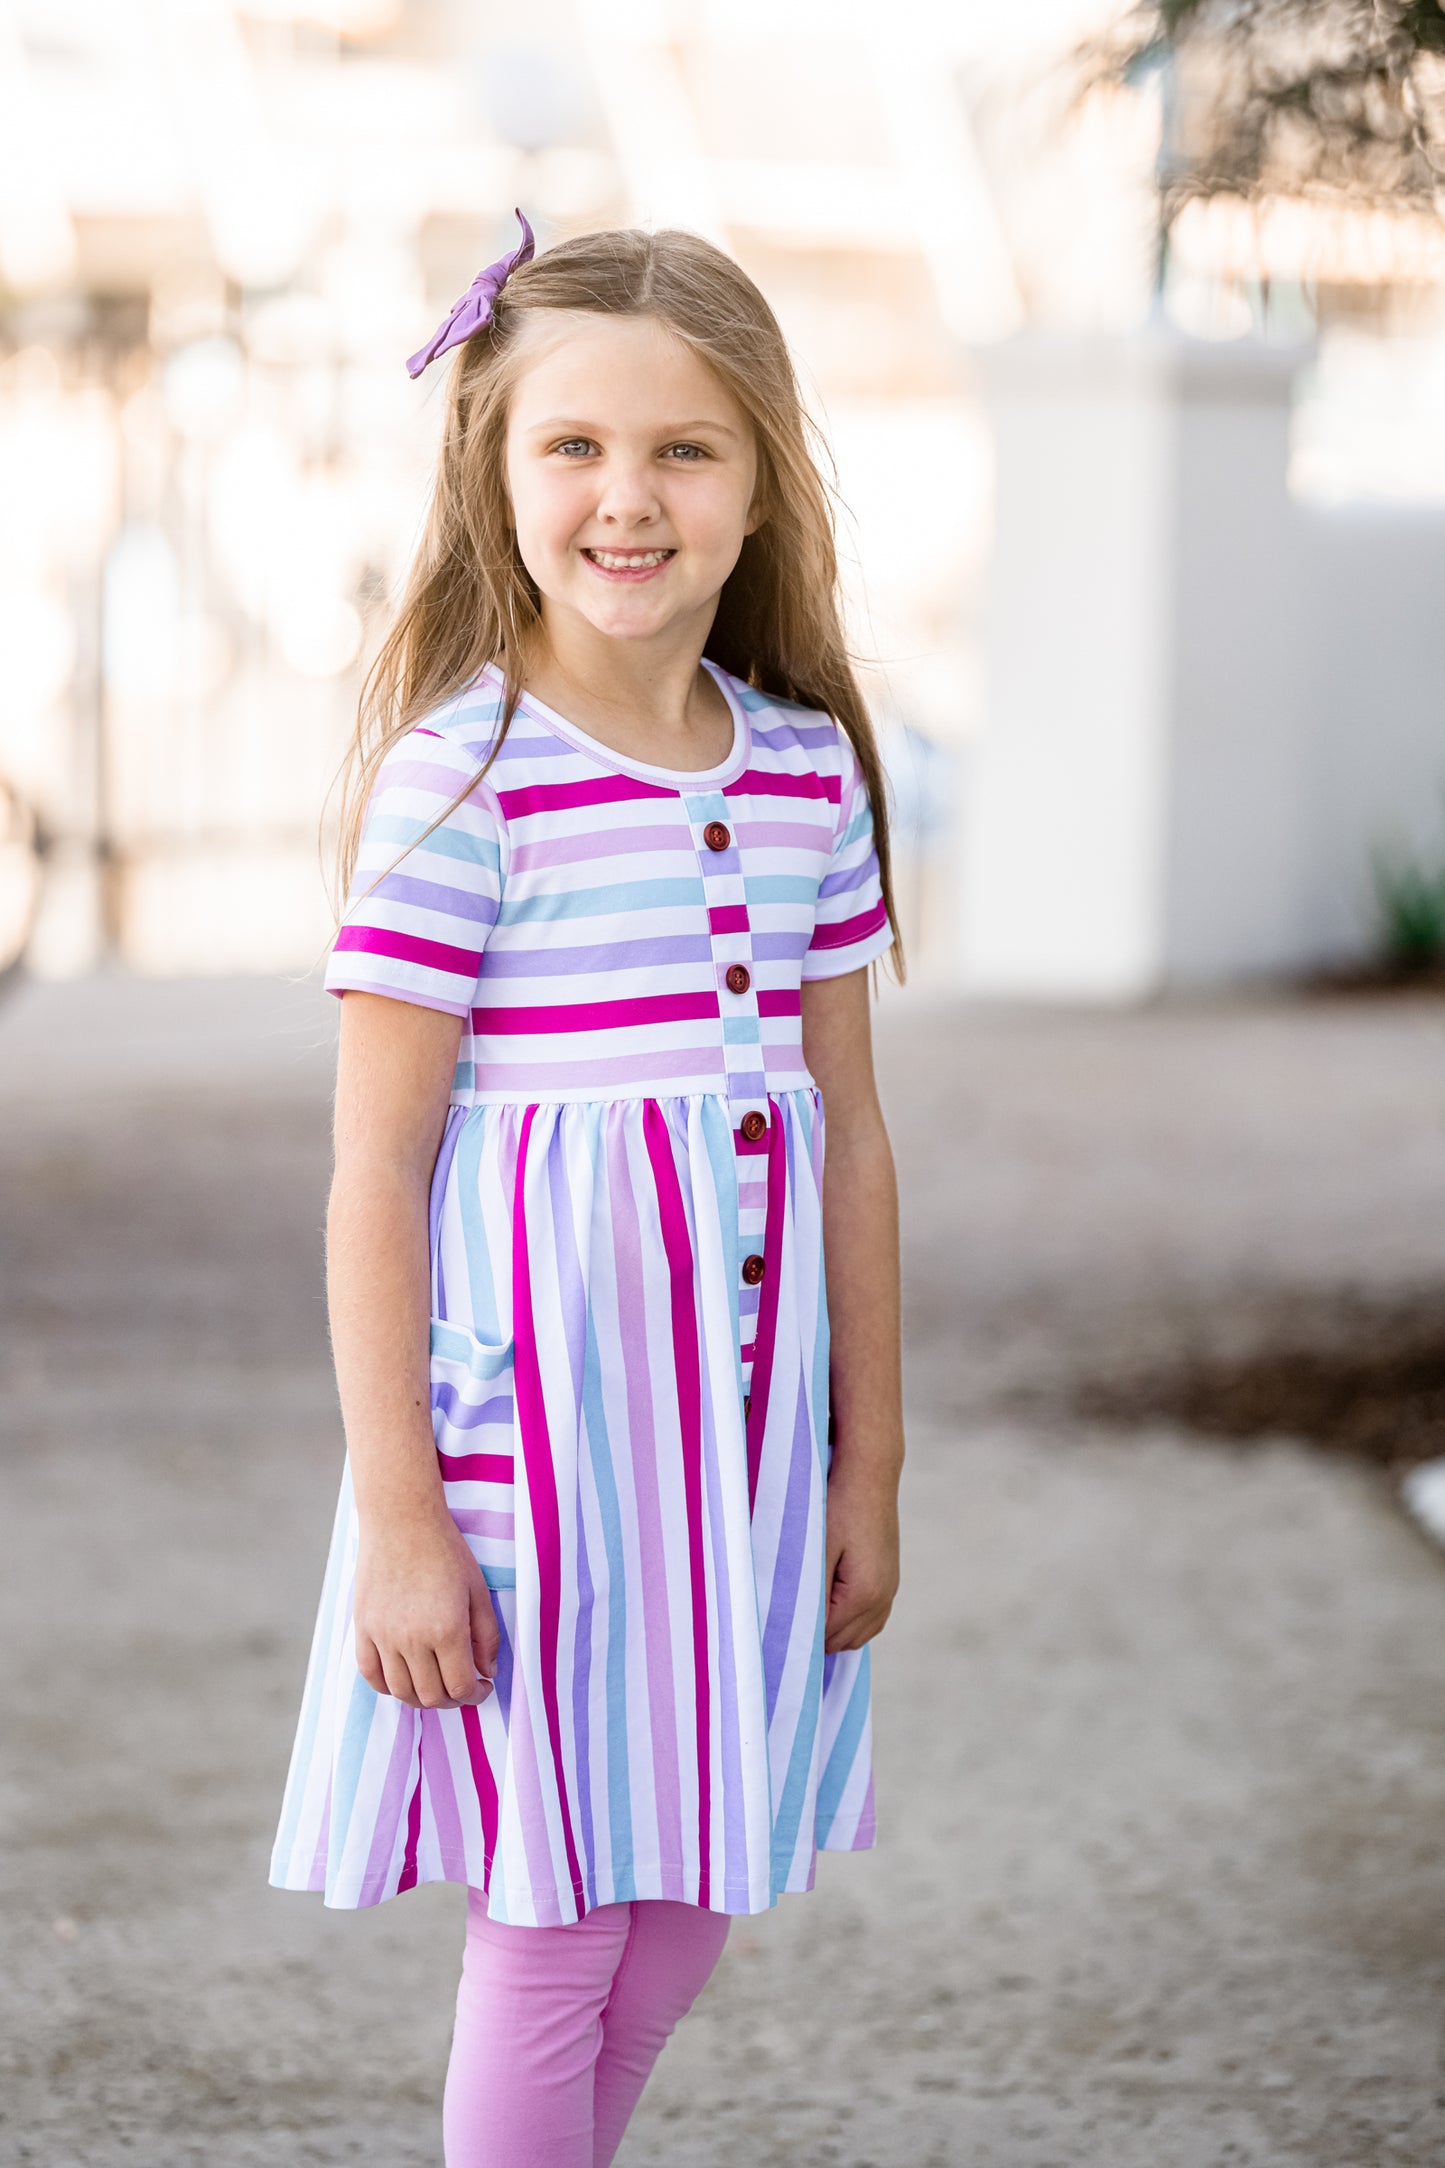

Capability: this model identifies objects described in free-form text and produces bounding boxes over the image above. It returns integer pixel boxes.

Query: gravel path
[4,974,1444,2167]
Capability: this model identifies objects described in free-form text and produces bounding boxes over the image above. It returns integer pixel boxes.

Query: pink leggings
[442,1888,731,2167]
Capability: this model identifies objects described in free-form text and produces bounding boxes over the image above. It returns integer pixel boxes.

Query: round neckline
[479,656,749,787]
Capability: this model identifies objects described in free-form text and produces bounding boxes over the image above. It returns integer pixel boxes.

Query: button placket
[685,786,768,1411]
[684,787,759,1096]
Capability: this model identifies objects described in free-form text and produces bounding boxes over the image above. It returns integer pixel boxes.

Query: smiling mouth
[582,547,676,571]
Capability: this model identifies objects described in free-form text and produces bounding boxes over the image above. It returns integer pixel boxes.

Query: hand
[353,1509,501,1710]
[822,1470,900,1654]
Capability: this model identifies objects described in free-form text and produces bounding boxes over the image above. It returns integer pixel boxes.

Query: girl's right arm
[328,988,500,1711]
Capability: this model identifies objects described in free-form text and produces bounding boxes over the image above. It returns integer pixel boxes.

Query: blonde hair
[334,222,904,981]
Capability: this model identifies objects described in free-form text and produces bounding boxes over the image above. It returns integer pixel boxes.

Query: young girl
[269,209,906,2166]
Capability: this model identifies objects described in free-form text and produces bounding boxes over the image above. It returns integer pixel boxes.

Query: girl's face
[503,311,763,653]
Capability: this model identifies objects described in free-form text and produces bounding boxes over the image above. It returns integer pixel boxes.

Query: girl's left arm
[800,965,904,1654]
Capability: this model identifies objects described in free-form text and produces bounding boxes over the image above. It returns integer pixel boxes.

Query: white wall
[1303,505,1445,958]
[958,335,1175,999]
[959,327,1445,996]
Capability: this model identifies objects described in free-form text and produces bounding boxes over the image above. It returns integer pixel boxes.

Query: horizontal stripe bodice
[325,657,892,1103]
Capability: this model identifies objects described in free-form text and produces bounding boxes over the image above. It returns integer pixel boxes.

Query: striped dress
[269,654,894,1925]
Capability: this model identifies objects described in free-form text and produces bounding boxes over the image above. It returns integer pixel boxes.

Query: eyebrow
[524,417,742,441]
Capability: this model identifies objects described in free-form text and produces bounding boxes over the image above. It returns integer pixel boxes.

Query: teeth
[586,549,673,569]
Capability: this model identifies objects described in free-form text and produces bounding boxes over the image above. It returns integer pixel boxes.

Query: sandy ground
[3,973,1445,2168]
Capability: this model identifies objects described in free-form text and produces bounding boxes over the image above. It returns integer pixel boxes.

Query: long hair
[333,221,905,981]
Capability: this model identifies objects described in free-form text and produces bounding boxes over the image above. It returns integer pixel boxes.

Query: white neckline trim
[477,658,750,788]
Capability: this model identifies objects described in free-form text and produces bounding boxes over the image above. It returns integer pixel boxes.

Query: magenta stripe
[809,898,889,951]
[461,1701,501,1871]
[438,1451,515,1483]
[745,1100,788,1512]
[334,923,483,977]
[498,774,674,818]
[511,1105,587,1909]
[724,767,839,804]
[472,990,720,1036]
[397,1747,424,1892]
[707,904,750,934]
[756,988,801,1018]
[641,1101,712,1906]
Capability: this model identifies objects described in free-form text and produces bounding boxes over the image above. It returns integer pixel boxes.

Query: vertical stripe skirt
[268,1086,876,1925]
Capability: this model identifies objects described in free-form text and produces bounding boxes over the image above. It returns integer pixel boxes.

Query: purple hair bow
[405,207,536,380]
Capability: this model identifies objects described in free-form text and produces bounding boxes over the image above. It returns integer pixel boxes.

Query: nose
[594,456,662,529]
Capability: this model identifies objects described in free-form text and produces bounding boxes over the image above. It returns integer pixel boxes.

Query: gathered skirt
[268,1085,875,1924]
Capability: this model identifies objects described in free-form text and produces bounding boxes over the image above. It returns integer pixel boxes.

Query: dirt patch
[1297,963,1445,997]
[1071,1290,1445,1469]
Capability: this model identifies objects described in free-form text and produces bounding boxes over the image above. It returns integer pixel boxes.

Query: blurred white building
[0,0,1442,995]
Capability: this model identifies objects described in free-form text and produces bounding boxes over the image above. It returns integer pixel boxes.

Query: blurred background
[5,4,1445,2165]
[4,0,1445,995]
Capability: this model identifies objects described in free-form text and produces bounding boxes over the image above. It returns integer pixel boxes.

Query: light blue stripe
[770,1103,828,1880]
[581,1298,637,1885]
[368,815,502,870]
[480,1564,518,1589]
[721,1015,763,1045]
[803,1100,833,1457]
[700,1097,743,1311]
[771,1593,825,1883]
[430,1318,514,1376]
[497,878,705,925]
[840,809,872,849]
[330,1670,384,1870]
[742,875,820,904]
[270,1459,356,1876]
[453,1112,504,1346]
[816,1646,871,1837]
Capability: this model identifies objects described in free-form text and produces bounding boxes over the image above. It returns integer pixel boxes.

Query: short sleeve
[801,724,896,980]
[324,725,504,1016]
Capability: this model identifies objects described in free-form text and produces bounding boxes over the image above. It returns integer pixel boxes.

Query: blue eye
[551,438,708,461]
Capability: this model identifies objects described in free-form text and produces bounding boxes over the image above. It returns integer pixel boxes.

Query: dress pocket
[429,1317,517,1587]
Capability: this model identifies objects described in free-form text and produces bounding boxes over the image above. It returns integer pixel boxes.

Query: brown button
[725,963,751,995]
[740,1110,767,1142]
[741,1253,765,1285]
[703,821,731,852]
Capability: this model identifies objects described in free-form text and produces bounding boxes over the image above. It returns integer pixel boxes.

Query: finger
[826,1560,859,1622]
[356,1632,388,1695]
[379,1648,421,1707]
[825,1601,890,1653]
[469,1581,501,1675]
[439,1632,490,1707]
[405,1645,454,1711]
